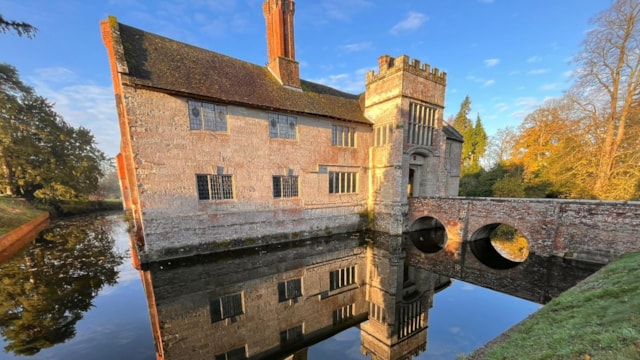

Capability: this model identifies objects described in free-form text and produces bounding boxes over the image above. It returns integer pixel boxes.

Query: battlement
[366,55,447,85]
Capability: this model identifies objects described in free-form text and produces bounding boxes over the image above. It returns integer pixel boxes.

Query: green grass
[469,252,640,359]
[0,196,47,236]
[0,197,124,236]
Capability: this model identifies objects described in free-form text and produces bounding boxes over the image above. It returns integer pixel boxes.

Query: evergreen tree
[452,96,488,174]
[0,63,106,202]
[0,14,37,38]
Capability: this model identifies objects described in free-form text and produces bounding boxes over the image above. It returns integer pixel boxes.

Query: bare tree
[572,0,640,198]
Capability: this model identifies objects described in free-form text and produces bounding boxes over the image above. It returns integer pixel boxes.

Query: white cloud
[319,0,372,20]
[340,41,372,53]
[466,75,494,86]
[540,82,561,91]
[484,58,500,67]
[509,96,542,120]
[28,67,120,157]
[390,11,428,35]
[495,102,510,113]
[528,68,549,75]
[310,71,366,94]
[527,56,543,63]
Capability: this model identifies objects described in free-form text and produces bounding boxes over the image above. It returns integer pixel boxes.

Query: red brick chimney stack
[263,0,301,89]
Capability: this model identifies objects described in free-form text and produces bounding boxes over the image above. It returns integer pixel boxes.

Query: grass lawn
[0,197,124,236]
[0,196,47,236]
[468,252,640,359]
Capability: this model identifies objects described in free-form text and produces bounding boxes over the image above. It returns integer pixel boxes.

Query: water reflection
[0,215,124,356]
[405,231,603,304]
[140,233,450,360]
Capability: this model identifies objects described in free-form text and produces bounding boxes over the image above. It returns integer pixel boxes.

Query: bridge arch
[407,215,447,253]
[468,223,530,269]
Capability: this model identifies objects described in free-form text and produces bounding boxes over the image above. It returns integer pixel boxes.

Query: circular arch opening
[408,216,447,253]
[469,223,529,269]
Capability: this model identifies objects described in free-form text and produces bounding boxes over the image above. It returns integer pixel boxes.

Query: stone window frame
[374,122,393,147]
[188,100,227,132]
[328,171,357,194]
[196,174,234,201]
[407,101,436,146]
[332,303,355,325]
[268,112,297,139]
[214,346,247,360]
[331,124,356,147]
[329,265,356,291]
[273,175,299,198]
[369,302,386,324]
[279,324,304,345]
[278,277,302,303]
[210,293,244,323]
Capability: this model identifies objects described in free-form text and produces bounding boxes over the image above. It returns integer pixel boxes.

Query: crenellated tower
[365,55,448,235]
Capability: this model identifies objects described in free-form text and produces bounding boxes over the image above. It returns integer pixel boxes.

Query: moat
[0,213,603,359]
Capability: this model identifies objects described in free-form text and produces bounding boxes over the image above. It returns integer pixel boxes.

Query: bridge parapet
[407,196,640,263]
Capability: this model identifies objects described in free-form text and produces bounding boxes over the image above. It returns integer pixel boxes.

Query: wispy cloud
[390,11,428,35]
[527,56,543,63]
[309,68,368,94]
[528,68,549,75]
[467,75,495,86]
[495,102,510,113]
[478,0,494,3]
[484,58,500,67]
[509,96,542,120]
[340,41,372,53]
[540,82,562,91]
[319,0,372,20]
[28,67,120,157]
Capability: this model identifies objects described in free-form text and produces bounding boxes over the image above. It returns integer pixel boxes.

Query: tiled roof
[116,22,371,125]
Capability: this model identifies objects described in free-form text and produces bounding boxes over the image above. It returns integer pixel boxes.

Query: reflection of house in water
[101,0,463,263]
[139,234,450,360]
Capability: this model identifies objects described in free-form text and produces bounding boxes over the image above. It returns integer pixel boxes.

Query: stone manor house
[101,0,463,263]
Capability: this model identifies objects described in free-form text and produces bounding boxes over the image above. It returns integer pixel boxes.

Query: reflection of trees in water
[0,215,124,356]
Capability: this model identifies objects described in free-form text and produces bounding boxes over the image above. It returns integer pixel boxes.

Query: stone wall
[408,197,640,262]
[123,87,371,261]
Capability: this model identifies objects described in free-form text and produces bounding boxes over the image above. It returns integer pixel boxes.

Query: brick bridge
[406,197,640,265]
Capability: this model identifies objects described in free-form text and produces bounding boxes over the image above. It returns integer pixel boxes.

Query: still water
[0,213,601,359]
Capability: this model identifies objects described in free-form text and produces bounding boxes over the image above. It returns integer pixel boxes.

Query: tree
[0,63,107,202]
[484,126,517,168]
[0,13,37,38]
[571,0,640,198]
[452,96,488,174]
[470,114,488,171]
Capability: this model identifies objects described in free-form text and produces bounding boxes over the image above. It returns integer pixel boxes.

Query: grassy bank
[0,197,123,236]
[0,196,47,236]
[467,252,640,359]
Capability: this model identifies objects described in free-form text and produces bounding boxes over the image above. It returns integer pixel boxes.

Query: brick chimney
[263,0,301,89]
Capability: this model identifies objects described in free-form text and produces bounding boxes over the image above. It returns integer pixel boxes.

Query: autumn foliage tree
[477,0,640,200]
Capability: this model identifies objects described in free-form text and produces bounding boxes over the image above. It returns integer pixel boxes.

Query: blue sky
[2,0,612,157]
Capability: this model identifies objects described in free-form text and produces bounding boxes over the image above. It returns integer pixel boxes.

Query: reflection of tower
[361,235,447,360]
